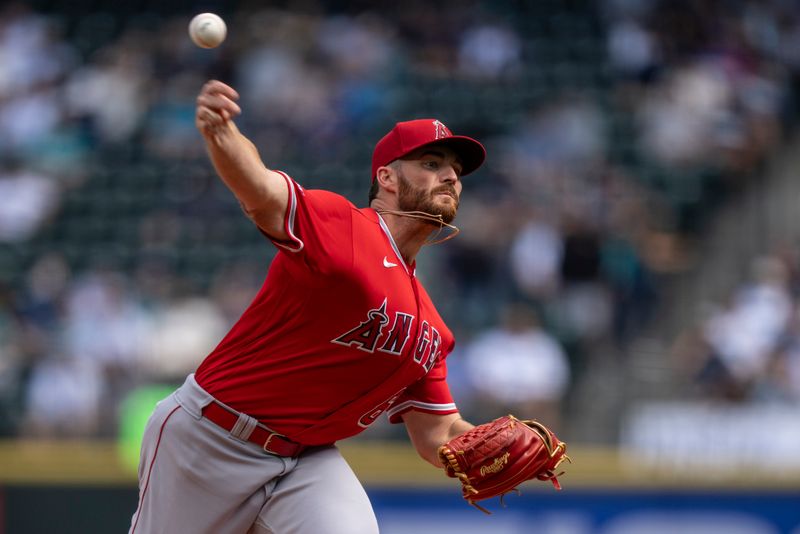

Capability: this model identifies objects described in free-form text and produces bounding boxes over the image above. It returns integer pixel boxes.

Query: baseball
[189,13,227,49]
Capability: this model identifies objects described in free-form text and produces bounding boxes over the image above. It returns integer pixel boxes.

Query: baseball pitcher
[129,80,567,534]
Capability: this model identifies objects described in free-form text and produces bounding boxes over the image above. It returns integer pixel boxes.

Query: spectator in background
[509,210,563,300]
[64,43,152,147]
[22,353,103,437]
[60,266,153,434]
[605,14,661,83]
[463,302,570,432]
[0,157,62,242]
[0,4,76,149]
[502,95,607,178]
[636,60,736,168]
[556,214,613,348]
[316,13,397,130]
[139,291,227,382]
[457,20,522,80]
[697,255,793,400]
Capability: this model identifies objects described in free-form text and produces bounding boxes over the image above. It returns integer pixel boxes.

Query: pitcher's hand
[195,80,241,137]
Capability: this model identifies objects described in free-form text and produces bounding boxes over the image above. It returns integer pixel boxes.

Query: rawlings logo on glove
[480,452,510,476]
[437,415,570,513]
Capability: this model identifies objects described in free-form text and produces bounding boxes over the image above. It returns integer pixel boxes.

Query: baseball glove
[437,415,569,513]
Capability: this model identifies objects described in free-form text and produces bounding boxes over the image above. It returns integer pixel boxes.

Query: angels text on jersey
[332,297,442,373]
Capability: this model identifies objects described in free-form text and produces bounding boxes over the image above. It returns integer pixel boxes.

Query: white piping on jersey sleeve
[386,400,458,419]
[271,170,304,253]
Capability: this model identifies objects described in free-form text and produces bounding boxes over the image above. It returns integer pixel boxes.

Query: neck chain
[375,209,461,245]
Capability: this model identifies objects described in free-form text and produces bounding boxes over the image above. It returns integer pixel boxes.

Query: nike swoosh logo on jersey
[383,256,398,268]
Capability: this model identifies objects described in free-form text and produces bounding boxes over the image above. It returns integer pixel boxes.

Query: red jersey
[194,172,459,445]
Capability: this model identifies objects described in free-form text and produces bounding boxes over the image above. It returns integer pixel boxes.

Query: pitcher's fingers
[197,93,241,116]
[201,79,240,101]
[196,106,226,127]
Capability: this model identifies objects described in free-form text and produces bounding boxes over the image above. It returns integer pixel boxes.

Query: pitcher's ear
[375,164,398,193]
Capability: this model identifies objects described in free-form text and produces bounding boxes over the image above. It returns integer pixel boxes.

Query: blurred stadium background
[1,0,800,532]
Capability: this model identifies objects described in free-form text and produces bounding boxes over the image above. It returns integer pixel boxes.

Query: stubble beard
[397,173,459,225]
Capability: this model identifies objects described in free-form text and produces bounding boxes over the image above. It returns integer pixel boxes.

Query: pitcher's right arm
[195,79,289,241]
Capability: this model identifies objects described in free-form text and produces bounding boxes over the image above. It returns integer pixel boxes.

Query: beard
[396,173,459,225]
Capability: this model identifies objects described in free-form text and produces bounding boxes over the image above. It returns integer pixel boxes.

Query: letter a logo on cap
[371,118,486,181]
[432,120,451,140]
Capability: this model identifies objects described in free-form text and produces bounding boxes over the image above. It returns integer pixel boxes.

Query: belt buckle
[262,432,284,453]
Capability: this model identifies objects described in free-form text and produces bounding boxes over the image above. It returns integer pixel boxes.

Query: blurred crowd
[0,0,799,442]
[672,251,800,404]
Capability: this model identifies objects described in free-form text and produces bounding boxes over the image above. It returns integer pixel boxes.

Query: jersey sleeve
[386,356,458,423]
[266,171,355,272]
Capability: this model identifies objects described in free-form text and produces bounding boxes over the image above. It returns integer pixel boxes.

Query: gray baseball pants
[128,374,379,534]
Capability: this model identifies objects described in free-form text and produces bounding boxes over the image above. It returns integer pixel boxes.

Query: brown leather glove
[438,415,570,512]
